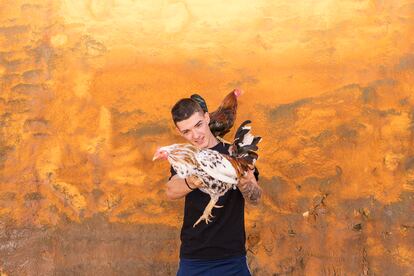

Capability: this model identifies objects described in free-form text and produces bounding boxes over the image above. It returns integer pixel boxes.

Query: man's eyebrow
[181,120,203,133]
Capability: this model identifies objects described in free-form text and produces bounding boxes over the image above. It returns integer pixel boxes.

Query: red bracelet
[185,178,195,191]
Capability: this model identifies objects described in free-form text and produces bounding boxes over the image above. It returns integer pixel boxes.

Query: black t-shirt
[169,142,259,260]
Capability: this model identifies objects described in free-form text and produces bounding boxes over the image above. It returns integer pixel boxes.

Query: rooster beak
[152,152,160,161]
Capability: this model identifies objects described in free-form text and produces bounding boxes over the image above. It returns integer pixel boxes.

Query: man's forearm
[166,176,193,200]
[238,180,262,205]
[166,175,202,200]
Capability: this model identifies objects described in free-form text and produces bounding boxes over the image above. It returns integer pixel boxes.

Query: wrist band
[185,178,195,191]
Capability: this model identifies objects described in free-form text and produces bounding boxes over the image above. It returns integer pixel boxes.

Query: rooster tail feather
[231,120,261,166]
[190,94,209,113]
[234,120,251,139]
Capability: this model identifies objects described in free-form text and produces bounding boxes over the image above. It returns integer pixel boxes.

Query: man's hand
[166,175,203,200]
[186,175,204,189]
[238,169,262,205]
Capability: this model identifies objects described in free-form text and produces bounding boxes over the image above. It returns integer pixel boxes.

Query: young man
[167,98,262,275]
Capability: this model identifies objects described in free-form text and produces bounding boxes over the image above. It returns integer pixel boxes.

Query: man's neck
[206,136,219,149]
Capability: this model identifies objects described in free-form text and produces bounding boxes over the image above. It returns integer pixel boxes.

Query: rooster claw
[193,197,221,227]
[193,207,216,227]
[193,216,213,227]
[216,136,231,144]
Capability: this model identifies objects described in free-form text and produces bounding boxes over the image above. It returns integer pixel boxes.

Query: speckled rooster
[153,120,261,227]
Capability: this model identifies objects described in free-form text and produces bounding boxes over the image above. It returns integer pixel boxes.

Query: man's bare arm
[238,169,262,205]
[166,175,202,200]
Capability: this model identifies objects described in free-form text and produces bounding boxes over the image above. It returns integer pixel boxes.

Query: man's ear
[175,125,183,136]
[204,112,210,124]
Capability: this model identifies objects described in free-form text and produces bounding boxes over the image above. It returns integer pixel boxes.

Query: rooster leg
[193,197,220,227]
[216,136,231,144]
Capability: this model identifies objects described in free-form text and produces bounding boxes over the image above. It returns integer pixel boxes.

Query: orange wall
[0,0,413,275]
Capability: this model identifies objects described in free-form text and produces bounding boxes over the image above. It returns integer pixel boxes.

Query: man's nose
[192,130,201,139]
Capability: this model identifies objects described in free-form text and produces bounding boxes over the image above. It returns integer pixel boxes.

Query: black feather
[190,94,208,113]
[230,120,261,167]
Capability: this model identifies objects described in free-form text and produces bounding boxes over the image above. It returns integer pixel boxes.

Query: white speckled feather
[195,149,238,184]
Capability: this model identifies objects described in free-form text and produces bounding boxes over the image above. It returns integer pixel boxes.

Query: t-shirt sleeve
[169,165,177,180]
[253,166,259,181]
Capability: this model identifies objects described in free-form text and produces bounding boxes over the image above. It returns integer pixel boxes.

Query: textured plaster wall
[0,0,413,275]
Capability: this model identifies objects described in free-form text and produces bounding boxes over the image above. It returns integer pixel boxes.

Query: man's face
[176,111,212,148]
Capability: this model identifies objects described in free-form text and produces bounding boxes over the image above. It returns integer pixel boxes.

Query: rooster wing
[195,149,238,185]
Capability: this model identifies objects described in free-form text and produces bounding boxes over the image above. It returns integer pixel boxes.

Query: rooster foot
[193,210,215,227]
[193,197,220,227]
[216,136,231,144]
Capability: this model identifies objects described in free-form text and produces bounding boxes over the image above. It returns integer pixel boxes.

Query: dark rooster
[153,120,261,227]
[191,88,242,138]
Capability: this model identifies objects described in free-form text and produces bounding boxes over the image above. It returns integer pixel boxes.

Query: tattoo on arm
[239,180,262,205]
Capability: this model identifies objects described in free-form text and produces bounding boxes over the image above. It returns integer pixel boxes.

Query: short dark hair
[171,98,204,124]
